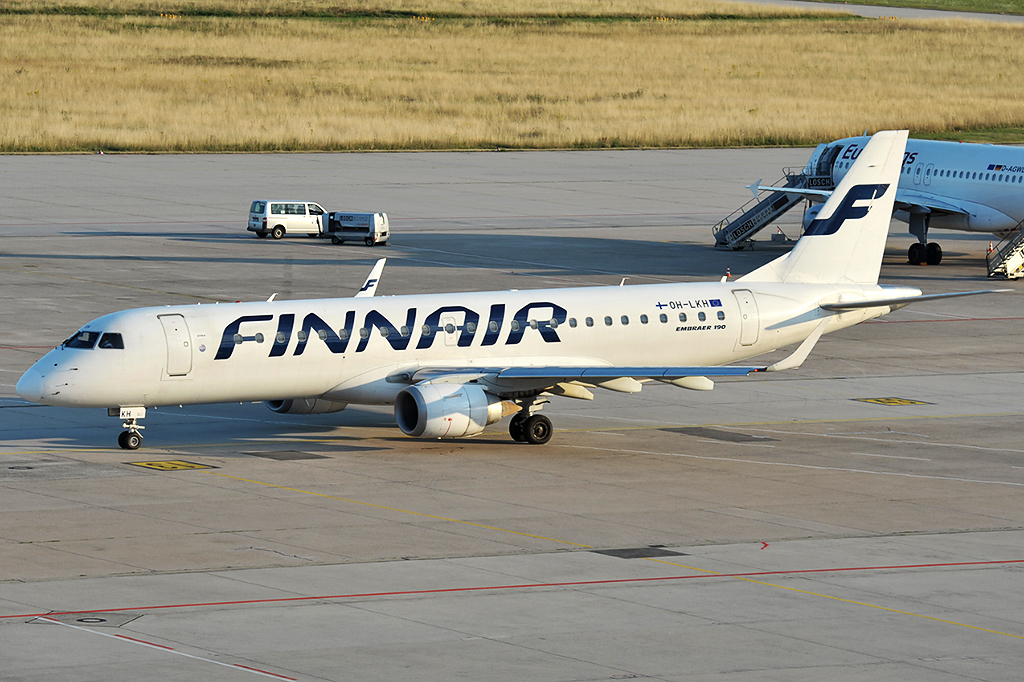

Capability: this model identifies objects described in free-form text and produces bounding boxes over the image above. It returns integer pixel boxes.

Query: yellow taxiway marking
[208,472,592,548]
[128,460,216,471]
[852,397,932,406]
[643,557,1024,640]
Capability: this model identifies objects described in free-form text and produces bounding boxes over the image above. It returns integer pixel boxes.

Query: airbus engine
[264,398,348,415]
[394,382,503,439]
[802,203,824,230]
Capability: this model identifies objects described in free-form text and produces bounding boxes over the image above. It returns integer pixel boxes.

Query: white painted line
[746,427,1024,455]
[850,452,931,461]
[557,446,1024,488]
[37,617,297,680]
[698,439,775,448]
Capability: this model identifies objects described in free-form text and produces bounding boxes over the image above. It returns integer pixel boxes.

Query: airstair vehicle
[713,143,840,250]
[987,224,1024,280]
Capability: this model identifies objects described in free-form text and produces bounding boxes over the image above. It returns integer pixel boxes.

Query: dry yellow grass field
[0,0,829,17]
[2,13,1023,151]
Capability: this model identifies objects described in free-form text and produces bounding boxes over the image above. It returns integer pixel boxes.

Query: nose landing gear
[109,406,146,450]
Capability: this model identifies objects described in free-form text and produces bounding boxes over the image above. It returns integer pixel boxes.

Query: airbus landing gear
[908,241,942,265]
[109,406,146,450]
[908,213,942,265]
[508,398,553,445]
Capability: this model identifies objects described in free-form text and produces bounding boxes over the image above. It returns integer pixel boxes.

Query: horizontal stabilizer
[820,289,1010,311]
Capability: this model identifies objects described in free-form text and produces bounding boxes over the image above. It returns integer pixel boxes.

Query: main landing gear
[507,398,553,445]
[109,406,146,450]
[908,213,942,265]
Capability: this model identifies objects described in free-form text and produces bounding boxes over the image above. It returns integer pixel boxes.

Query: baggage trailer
[325,212,390,246]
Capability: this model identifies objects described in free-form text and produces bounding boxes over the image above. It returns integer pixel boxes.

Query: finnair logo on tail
[804,184,889,237]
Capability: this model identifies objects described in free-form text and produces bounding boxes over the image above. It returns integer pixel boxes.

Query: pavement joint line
[36,617,298,680]
[207,471,592,548]
[555,444,1024,487]
[6,560,1023,621]
[642,558,1024,641]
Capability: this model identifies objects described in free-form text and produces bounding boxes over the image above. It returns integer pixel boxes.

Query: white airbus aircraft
[16,131,1002,450]
[798,135,1024,265]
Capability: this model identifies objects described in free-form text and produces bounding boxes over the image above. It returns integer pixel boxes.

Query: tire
[509,413,527,442]
[117,431,128,449]
[523,414,552,445]
[331,236,342,245]
[908,242,925,265]
[365,237,375,247]
[271,226,284,240]
[926,242,942,265]
[255,231,268,239]
[125,432,142,450]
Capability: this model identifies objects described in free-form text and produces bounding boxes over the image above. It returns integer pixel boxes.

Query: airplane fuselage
[823,136,1024,234]
[17,280,909,410]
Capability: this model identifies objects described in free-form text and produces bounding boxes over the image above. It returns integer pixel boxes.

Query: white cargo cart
[324,212,390,246]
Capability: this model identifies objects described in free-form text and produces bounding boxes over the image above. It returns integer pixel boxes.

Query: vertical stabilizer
[738,130,907,285]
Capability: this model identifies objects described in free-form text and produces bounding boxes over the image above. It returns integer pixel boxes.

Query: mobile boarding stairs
[986,221,1024,280]
[713,143,840,250]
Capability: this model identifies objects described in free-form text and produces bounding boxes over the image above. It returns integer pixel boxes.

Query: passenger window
[717,311,725,321]
[604,316,613,326]
[585,317,594,327]
[379,327,390,337]
[256,333,265,343]
[277,331,287,343]
[640,314,648,324]
[548,319,558,329]
[271,203,285,215]
[64,330,100,349]
[466,322,477,333]
[529,320,538,330]
[359,328,369,339]
[421,324,433,336]
[400,326,411,337]
[98,333,124,349]
[568,318,577,328]
[510,320,520,332]
[679,313,687,323]
[444,323,456,334]
[250,201,266,213]
[620,315,629,325]
[295,331,306,342]
[698,312,706,322]
[659,313,668,323]
[308,204,324,215]
[318,329,328,341]
[488,321,499,333]
[338,329,349,341]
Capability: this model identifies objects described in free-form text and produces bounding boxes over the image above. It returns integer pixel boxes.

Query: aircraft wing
[893,189,970,216]
[401,320,830,394]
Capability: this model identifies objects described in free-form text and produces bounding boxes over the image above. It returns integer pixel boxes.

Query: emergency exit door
[158,314,193,376]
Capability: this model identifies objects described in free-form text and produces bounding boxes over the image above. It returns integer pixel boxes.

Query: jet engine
[264,398,348,415]
[394,382,503,439]
[802,203,824,230]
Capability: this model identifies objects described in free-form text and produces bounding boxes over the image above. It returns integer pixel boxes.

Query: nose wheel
[110,407,147,450]
[117,430,143,450]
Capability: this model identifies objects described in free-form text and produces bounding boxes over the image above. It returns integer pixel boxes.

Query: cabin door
[733,290,760,347]
[158,314,193,377]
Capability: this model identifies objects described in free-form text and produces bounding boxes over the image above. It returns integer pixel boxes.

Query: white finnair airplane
[16,131,1002,450]
[794,136,1024,265]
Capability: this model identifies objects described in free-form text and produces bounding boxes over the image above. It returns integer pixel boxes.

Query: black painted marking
[593,547,688,559]
[662,427,777,443]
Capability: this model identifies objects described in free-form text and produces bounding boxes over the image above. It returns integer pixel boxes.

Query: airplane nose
[16,365,45,403]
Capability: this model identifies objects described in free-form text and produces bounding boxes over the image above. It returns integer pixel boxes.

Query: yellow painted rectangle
[128,460,215,471]
[853,398,932,406]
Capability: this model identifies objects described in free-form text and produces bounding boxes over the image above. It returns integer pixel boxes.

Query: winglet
[355,258,386,298]
[766,319,829,372]
[746,179,762,199]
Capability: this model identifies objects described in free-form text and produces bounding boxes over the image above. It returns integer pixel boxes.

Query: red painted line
[234,664,297,680]
[867,316,1024,324]
[6,558,1022,621]
[116,634,176,650]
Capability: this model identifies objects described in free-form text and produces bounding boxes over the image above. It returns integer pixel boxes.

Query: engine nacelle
[802,203,824,230]
[264,398,348,415]
[394,382,503,439]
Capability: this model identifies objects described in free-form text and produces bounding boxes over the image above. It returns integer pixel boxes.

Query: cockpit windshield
[63,330,100,349]
[62,330,124,350]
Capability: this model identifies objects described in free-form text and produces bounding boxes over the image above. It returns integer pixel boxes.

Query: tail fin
[739,130,907,285]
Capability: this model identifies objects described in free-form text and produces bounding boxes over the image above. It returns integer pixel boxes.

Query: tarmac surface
[1,149,1023,681]
[745,0,1024,23]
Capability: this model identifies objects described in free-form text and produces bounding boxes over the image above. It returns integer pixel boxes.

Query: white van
[248,201,326,239]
